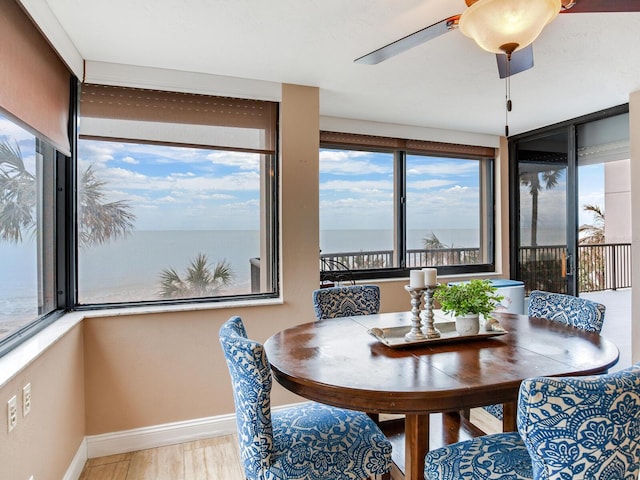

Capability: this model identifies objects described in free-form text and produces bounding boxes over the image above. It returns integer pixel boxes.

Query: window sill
[0,296,283,389]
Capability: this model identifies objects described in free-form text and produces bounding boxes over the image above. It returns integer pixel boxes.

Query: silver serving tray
[367,321,507,349]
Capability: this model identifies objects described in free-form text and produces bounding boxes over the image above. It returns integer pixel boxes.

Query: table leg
[503,401,517,432]
[404,413,429,480]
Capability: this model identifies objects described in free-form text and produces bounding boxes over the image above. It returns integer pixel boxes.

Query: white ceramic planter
[455,313,480,336]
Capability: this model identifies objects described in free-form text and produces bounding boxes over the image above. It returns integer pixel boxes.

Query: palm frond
[423,232,447,249]
[77,165,136,247]
[0,138,30,176]
[579,203,605,245]
[158,267,185,298]
[157,253,234,299]
[0,139,36,243]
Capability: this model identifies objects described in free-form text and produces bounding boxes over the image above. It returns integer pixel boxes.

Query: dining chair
[424,362,640,480]
[219,316,392,480]
[312,284,380,320]
[527,289,606,332]
[483,289,607,422]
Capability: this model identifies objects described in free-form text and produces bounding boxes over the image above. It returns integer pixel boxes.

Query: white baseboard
[63,438,87,480]
[65,403,308,479]
[86,413,238,459]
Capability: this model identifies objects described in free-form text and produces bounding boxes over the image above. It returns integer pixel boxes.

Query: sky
[0,114,609,239]
[77,139,263,231]
[319,149,483,232]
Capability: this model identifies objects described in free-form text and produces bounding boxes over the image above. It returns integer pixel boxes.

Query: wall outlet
[23,383,31,417]
[7,395,17,432]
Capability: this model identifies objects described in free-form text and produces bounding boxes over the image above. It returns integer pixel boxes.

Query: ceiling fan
[355,0,640,79]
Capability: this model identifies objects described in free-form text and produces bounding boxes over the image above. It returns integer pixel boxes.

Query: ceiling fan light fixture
[459,0,561,54]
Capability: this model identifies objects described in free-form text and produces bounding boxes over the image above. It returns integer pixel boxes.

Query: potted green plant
[433,279,504,335]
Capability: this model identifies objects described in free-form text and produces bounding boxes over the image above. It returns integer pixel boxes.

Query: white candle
[423,268,438,287]
[409,270,425,288]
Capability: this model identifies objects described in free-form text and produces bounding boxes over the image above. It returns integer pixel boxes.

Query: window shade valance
[0,0,71,155]
[320,131,495,158]
[80,84,278,154]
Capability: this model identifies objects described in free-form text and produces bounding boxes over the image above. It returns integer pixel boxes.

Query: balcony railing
[578,243,632,292]
[319,243,631,294]
[320,247,481,273]
[518,243,631,294]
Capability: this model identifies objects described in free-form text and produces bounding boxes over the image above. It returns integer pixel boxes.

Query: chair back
[312,284,380,320]
[528,290,606,333]
[517,363,640,480]
[219,316,273,478]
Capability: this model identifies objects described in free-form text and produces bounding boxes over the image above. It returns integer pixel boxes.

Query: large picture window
[319,132,495,281]
[0,113,57,344]
[406,153,490,267]
[77,85,278,306]
[319,149,395,270]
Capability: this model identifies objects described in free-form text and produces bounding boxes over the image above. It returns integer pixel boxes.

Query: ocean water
[320,229,480,254]
[81,229,477,302]
[1,228,478,317]
[77,230,261,303]
[1,226,563,328]
[0,230,262,318]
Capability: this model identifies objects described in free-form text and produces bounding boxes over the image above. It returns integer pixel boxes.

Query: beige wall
[84,83,324,433]
[604,159,632,244]
[0,82,511,477]
[0,325,85,480]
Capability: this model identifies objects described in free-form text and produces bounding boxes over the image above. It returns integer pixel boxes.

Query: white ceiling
[34,0,640,137]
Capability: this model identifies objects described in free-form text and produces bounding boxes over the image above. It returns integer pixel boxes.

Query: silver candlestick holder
[404,285,428,341]
[421,285,441,339]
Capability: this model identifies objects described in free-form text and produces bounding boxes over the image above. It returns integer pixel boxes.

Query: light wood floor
[79,409,500,480]
[79,435,246,480]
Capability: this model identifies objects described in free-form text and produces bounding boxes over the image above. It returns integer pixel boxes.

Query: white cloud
[320,179,393,192]
[408,179,456,190]
[407,161,479,177]
[122,156,139,164]
[320,150,369,161]
[156,195,179,203]
[79,142,118,164]
[442,185,470,194]
[206,151,261,170]
[320,150,392,175]
[0,125,30,142]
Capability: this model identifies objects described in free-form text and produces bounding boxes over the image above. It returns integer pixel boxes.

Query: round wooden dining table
[263,311,619,480]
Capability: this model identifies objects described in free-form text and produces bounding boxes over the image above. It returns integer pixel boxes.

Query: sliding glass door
[511,129,577,296]
[510,106,630,298]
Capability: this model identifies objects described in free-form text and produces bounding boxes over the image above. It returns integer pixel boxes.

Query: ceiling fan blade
[560,0,640,13]
[496,45,534,79]
[354,15,461,65]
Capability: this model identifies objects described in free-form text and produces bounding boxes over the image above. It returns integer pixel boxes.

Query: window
[76,85,278,306]
[319,132,495,281]
[0,113,58,345]
[319,149,395,268]
[0,0,70,355]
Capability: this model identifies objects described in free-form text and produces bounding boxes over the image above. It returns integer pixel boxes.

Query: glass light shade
[459,0,561,54]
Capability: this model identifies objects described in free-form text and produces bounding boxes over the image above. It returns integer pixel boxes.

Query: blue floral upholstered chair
[219,316,392,480]
[312,285,380,320]
[527,290,606,333]
[484,290,607,422]
[424,363,640,480]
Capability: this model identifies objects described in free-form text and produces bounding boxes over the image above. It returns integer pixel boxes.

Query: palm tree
[77,165,136,247]
[578,204,605,291]
[423,232,448,249]
[158,253,234,298]
[579,204,605,244]
[0,139,36,242]
[520,167,563,246]
[0,138,136,246]
[422,231,460,266]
